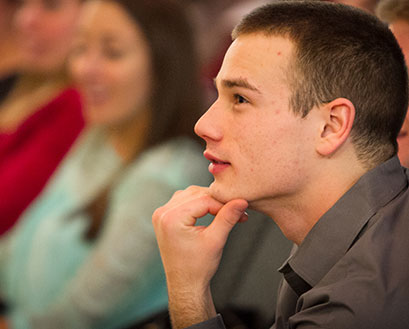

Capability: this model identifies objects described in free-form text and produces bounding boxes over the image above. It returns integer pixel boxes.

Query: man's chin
[208,181,246,204]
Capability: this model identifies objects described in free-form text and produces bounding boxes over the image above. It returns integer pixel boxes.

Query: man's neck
[253,156,368,245]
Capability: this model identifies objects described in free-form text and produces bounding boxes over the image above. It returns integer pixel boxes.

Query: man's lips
[203,151,230,174]
[203,151,230,164]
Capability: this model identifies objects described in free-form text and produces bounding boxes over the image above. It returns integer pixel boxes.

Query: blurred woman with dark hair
[0,0,20,102]
[0,0,210,328]
[0,0,85,235]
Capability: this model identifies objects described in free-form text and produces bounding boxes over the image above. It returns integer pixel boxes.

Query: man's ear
[316,98,355,156]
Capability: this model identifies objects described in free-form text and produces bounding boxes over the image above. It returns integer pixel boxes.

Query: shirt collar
[279,156,408,288]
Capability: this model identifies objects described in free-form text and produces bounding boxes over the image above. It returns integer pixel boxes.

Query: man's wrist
[168,284,216,329]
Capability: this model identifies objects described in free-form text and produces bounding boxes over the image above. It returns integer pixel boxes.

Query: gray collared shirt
[185,156,409,329]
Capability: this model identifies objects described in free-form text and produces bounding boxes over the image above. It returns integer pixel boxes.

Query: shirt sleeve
[21,178,175,329]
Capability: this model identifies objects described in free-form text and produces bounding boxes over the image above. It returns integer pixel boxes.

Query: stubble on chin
[208,180,249,206]
[207,180,228,204]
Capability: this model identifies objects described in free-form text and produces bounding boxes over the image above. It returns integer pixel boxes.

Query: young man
[377,0,409,168]
[153,2,409,328]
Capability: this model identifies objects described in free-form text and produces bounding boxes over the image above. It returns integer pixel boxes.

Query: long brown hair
[84,0,204,240]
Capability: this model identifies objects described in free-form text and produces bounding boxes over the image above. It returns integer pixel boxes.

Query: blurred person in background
[0,0,20,102]
[0,0,210,328]
[0,0,85,235]
[326,0,379,13]
[181,0,270,106]
[377,0,409,167]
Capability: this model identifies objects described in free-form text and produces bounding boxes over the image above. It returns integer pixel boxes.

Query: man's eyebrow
[213,78,261,94]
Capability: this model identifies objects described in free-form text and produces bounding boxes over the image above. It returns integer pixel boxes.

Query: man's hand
[152,186,248,329]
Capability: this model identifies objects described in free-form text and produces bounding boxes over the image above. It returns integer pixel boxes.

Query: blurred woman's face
[69,0,153,128]
[14,0,81,73]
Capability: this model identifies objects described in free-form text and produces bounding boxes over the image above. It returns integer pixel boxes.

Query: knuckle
[152,206,164,224]
[153,206,176,230]
[172,189,184,197]
[152,205,163,217]
[185,185,202,194]
[158,210,179,232]
[197,193,211,203]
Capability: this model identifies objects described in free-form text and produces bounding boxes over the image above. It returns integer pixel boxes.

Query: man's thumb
[207,199,248,244]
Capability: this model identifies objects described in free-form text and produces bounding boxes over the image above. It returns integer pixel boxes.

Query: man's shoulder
[300,199,409,328]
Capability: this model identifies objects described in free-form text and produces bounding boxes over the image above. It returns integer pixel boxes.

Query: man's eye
[234,94,248,104]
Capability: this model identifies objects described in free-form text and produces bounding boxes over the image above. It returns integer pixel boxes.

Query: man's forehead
[231,32,294,54]
[215,33,293,88]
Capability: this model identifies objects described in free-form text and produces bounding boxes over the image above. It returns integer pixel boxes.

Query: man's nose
[194,100,223,142]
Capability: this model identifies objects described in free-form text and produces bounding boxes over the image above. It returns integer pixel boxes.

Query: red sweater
[0,88,84,235]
